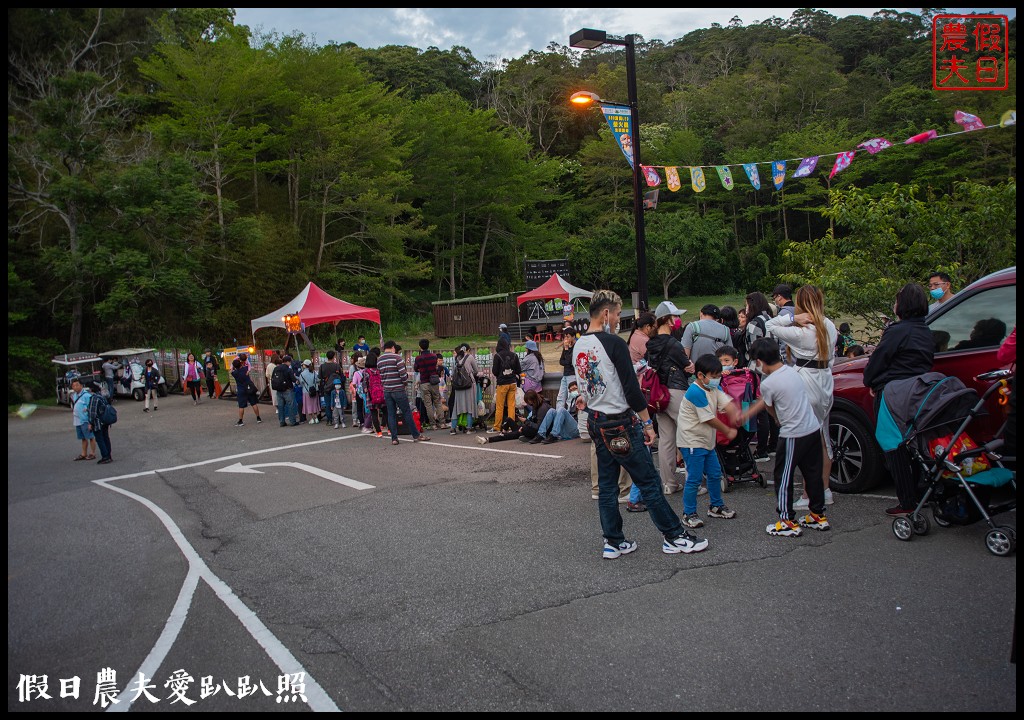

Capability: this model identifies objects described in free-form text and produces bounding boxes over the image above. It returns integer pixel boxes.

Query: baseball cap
[499,323,508,330]
[302,359,312,366]
[654,300,683,319]
[525,340,539,352]
[700,303,720,319]
[771,284,793,300]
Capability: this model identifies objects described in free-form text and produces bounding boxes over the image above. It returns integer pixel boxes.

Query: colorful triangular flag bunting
[772,161,786,190]
[665,167,681,192]
[642,166,661,187]
[792,157,819,178]
[690,167,707,193]
[905,130,938,144]
[829,151,855,179]
[954,110,985,131]
[743,163,761,190]
[1000,110,1016,128]
[857,138,892,155]
[715,166,734,190]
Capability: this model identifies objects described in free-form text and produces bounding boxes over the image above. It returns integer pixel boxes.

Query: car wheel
[132,389,144,401]
[829,409,884,494]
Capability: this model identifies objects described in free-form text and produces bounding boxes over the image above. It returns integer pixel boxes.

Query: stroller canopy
[876,373,979,453]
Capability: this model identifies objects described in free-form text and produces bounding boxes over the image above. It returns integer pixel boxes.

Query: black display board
[524,259,570,289]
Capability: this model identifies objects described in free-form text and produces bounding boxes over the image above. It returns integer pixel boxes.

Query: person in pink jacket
[182,352,204,405]
[996,326,1016,458]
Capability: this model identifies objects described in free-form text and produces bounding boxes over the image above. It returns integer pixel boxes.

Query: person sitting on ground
[531,380,581,444]
[517,389,552,443]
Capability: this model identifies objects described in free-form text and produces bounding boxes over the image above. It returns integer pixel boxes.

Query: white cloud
[234,7,1016,62]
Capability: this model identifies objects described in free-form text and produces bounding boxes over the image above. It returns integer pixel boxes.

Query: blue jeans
[105,377,116,399]
[556,375,572,409]
[537,408,579,440]
[277,389,298,425]
[681,447,725,514]
[588,411,684,544]
[385,390,421,439]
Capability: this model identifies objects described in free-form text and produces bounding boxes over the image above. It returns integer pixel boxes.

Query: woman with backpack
[745,291,777,461]
[299,359,321,424]
[449,343,481,435]
[361,353,385,437]
[644,302,695,496]
[182,352,205,406]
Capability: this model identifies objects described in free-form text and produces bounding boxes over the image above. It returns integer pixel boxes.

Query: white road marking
[95,479,340,712]
[394,437,563,458]
[217,461,375,490]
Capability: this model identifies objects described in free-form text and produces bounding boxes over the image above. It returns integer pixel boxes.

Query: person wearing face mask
[574,289,708,559]
[740,339,830,536]
[644,301,695,496]
[927,271,956,314]
[675,354,741,528]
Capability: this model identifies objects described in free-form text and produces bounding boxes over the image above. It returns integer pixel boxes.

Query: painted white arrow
[216,462,374,491]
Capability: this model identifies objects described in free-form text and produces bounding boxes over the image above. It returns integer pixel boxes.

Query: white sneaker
[675,466,686,475]
[603,539,638,559]
[360,427,372,434]
[617,496,629,504]
[794,496,810,510]
[825,489,835,505]
[591,493,599,500]
[476,436,488,445]
[341,421,347,428]
[662,532,709,554]
[697,485,708,496]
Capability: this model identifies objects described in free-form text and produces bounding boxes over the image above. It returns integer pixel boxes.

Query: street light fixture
[569,27,648,309]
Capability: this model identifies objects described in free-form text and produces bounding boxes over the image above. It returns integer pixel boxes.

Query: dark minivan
[829,267,1016,493]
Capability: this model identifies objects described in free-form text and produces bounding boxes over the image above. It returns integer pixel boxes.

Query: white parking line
[96,480,340,712]
[393,437,563,458]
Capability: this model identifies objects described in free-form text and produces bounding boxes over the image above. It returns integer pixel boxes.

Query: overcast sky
[233,7,1015,62]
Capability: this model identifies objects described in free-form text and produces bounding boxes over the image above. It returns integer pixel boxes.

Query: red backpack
[639,366,671,414]
[366,368,385,405]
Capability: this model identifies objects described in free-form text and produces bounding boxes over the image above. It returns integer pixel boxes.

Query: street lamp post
[569,28,648,309]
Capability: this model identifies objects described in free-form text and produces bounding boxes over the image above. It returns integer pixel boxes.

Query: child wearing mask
[676,353,741,528]
[740,339,830,536]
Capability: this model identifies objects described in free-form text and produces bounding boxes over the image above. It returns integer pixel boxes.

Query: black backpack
[453,357,474,391]
[97,394,117,425]
[271,364,292,392]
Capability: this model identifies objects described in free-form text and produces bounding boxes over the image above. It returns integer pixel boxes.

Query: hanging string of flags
[601,108,1015,192]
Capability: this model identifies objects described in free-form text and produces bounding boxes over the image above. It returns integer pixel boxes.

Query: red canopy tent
[516,273,592,306]
[251,282,381,342]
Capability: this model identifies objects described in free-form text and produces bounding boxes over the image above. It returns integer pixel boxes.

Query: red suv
[829,266,1016,493]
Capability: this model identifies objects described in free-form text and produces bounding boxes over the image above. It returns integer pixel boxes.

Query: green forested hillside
[8,7,1017,369]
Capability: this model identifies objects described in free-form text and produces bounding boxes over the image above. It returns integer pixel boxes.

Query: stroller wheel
[909,512,930,536]
[721,476,729,494]
[757,473,767,489]
[932,510,953,528]
[892,516,914,541]
[985,526,1016,557]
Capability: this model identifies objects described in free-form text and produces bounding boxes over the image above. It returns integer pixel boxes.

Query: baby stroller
[878,370,1016,556]
[715,368,766,492]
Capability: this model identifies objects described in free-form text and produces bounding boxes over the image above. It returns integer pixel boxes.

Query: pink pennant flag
[857,138,893,155]
[954,110,985,131]
[642,166,661,187]
[792,157,819,178]
[905,130,938,145]
[829,151,855,179]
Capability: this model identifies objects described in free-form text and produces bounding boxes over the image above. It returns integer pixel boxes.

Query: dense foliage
[8,8,1018,395]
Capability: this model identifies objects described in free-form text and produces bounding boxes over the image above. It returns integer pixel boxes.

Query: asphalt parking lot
[7,395,1017,711]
